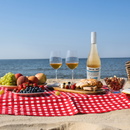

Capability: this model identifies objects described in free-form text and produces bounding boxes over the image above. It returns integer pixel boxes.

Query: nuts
[105,76,125,91]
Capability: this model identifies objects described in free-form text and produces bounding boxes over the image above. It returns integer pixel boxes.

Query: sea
[0,58,130,79]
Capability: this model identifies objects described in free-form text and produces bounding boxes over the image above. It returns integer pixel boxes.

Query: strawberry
[71,85,76,90]
[23,84,27,89]
[16,89,20,93]
[39,85,45,90]
[13,88,17,92]
[73,83,76,86]
[29,83,33,87]
[22,82,28,88]
[26,82,29,86]
[33,83,37,87]
[18,84,23,90]
[39,85,43,88]
[65,85,69,89]
[21,88,25,91]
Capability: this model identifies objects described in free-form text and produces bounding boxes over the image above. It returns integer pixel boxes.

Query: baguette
[76,79,103,91]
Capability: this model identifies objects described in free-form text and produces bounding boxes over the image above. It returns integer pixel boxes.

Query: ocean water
[0,58,130,79]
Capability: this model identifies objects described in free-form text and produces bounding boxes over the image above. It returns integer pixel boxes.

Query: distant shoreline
[0,57,130,60]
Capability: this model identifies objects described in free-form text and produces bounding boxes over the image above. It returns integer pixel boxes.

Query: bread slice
[76,79,103,91]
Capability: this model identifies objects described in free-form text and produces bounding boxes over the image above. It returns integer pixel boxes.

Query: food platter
[12,92,45,96]
[53,87,106,94]
[0,83,47,90]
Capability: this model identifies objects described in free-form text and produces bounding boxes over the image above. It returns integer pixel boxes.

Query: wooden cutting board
[53,87,106,95]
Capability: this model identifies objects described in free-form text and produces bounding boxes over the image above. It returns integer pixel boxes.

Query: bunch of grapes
[0,72,17,85]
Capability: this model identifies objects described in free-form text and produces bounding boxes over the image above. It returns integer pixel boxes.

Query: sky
[0,0,130,59]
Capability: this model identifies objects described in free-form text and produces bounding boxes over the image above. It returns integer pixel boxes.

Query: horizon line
[0,57,130,60]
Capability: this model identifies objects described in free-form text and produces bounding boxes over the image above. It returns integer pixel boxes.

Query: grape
[55,91,60,96]
[6,83,10,85]
[0,72,17,85]
[2,82,5,85]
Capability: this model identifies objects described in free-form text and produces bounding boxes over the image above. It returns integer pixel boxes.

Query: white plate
[122,88,130,94]
[0,83,47,90]
[12,92,45,96]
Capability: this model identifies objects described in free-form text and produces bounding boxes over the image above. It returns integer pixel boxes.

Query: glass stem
[55,69,57,83]
[72,69,73,83]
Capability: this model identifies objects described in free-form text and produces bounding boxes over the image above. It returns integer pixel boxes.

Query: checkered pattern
[0,86,130,116]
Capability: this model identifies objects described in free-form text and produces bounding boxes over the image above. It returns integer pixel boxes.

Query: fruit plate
[0,85,18,90]
[12,92,45,96]
[0,83,47,90]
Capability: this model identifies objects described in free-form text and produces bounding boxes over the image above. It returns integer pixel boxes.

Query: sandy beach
[0,79,130,130]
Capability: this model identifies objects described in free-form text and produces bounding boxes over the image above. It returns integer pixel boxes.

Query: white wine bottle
[87,32,101,80]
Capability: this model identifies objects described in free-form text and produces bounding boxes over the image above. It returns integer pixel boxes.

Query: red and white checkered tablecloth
[0,86,130,116]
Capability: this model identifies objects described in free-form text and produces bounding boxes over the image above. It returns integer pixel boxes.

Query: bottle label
[87,67,101,80]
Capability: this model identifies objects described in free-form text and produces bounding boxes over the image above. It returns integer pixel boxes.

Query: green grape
[4,75,7,79]
[8,72,11,75]
[0,72,17,85]
[5,83,10,85]
[6,79,9,82]
[12,74,15,77]
[2,82,5,85]
[12,76,16,81]
[1,77,5,82]
[10,79,13,83]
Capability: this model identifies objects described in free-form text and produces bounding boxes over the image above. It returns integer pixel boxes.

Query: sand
[0,79,130,130]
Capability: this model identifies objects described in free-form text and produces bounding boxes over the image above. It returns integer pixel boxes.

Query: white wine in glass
[66,50,79,83]
[50,51,62,83]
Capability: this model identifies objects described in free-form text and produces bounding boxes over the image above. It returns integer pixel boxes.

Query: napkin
[47,83,59,88]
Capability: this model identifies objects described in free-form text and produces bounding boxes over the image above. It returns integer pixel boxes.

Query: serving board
[53,87,106,94]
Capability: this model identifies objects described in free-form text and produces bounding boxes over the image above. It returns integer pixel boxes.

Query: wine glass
[66,50,79,83]
[50,51,62,83]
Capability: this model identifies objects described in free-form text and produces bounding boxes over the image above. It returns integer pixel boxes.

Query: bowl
[104,76,127,93]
